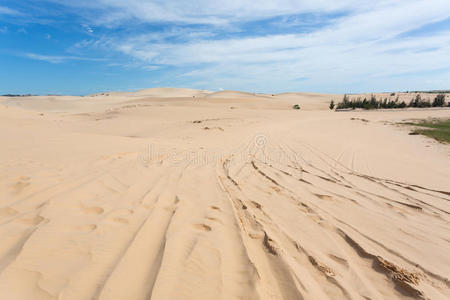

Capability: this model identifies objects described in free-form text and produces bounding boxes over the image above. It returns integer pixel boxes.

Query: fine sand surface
[0,88,449,300]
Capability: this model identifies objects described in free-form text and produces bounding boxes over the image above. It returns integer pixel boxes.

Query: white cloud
[0,6,21,16]
[25,53,105,63]
[45,0,390,26]
[101,2,450,64]
[82,24,94,33]
[58,0,449,91]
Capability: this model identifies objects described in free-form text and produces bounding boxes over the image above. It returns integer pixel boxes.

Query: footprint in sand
[75,224,97,232]
[114,208,134,215]
[248,231,264,239]
[0,207,18,219]
[206,216,220,222]
[107,209,134,225]
[111,217,129,224]
[315,194,333,201]
[12,176,31,193]
[81,205,104,215]
[143,203,153,210]
[193,224,212,231]
[16,215,47,226]
[251,201,262,209]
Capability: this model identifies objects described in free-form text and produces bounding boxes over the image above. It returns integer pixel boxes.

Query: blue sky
[1,0,450,95]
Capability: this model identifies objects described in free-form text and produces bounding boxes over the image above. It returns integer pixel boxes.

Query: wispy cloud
[0,6,21,16]
[41,0,361,26]
[82,24,94,33]
[25,53,106,63]
[82,1,450,80]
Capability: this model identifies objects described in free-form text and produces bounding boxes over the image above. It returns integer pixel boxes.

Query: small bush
[329,100,335,110]
[292,104,300,110]
[408,94,434,108]
[432,94,446,107]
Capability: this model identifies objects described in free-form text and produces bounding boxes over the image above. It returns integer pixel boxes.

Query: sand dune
[205,90,270,98]
[135,88,213,98]
[0,89,449,300]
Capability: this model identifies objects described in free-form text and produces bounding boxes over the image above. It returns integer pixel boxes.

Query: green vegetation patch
[332,93,449,110]
[403,119,450,143]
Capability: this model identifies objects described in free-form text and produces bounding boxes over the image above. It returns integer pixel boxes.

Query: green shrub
[407,94,435,108]
[432,94,446,107]
[335,94,407,110]
[292,104,300,110]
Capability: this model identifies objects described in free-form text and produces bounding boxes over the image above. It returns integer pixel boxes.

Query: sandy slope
[0,89,449,300]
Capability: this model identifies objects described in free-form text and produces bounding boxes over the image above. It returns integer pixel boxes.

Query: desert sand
[0,89,449,300]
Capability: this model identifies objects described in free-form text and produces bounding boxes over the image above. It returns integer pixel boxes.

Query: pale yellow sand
[0,89,449,300]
